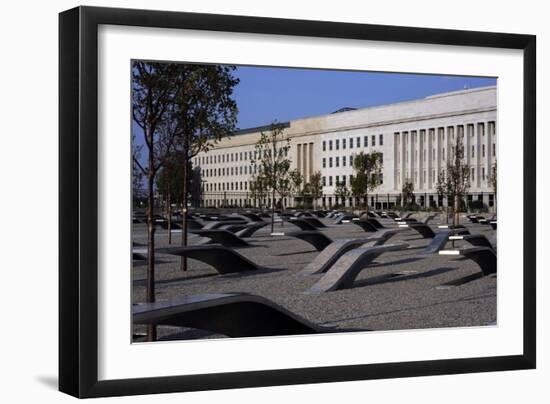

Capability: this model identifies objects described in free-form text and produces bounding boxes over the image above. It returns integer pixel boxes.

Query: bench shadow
[352,266,458,288]
[276,249,317,256]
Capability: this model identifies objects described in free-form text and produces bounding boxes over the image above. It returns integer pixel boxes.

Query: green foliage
[402,179,415,206]
[251,122,292,200]
[350,151,383,208]
[435,134,471,225]
[307,171,323,199]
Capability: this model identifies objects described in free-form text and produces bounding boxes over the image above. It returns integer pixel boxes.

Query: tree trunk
[167,183,172,244]
[145,165,156,341]
[180,154,189,271]
[270,188,276,233]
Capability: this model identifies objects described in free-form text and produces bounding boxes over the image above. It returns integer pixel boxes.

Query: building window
[372,135,376,146]
[335,157,339,167]
[356,137,360,148]
[350,155,354,166]
[379,173,383,184]
[482,144,486,158]
[350,138,353,149]
[335,175,339,184]
[482,167,486,180]
[329,176,333,186]
[322,176,326,186]
[364,136,368,147]
[322,158,326,168]
[329,157,333,168]
[342,138,346,149]
[471,145,475,158]
[322,141,326,151]
[343,156,346,166]
[329,140,333,151]
[336,139,339,150]
[379,134,383,145]
[379,153,383,164]
[493,143,496,157]
[442,147,445,161]
[471,167,475,180]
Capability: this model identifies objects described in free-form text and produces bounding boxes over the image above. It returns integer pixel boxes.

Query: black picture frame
[59,6,536,398]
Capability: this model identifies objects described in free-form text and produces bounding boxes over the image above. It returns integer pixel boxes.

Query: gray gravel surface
[132,213,497,340]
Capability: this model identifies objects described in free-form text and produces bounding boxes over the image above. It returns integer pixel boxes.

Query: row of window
[204,181,250,192]
[321,173,383,187]
[202,164,259,178]
[396,166,492,186]
[196,148,288,166]
[322,153,384,169]
[322,134,383,152]
[396,141,496,166]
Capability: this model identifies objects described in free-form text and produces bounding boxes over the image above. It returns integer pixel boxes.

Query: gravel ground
[132,213,497,341]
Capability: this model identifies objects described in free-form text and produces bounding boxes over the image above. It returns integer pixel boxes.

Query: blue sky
[132,65,496,156]
[232,66,496,129]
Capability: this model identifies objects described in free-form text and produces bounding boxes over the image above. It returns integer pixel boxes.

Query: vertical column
[485,121,493,185]
[401,132,407,187]
[427,129,433,190]
[297,144,302,176]
[466,124,471,167]
[302,143,308,180]
[418,130,424,190]
[435,128,441,179]
[394,132,399,191]
[408,130,414,183]
[476,123,482,188]
[309,142,314,183]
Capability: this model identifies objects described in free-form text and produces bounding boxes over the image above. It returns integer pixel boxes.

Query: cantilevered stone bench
[352,220,378,232]
[334,214,358,224]
[448,234,496,250]
[191,229,251,247]
[219,223,250,234]
[285,218,318,231]
[158,245,275,273]
[306,243,409,294]
[439,246,496,276]
[133,293,334,338]
[282,231,333,251]
[421,229,453,254]
[240,212,264,222]
[366,218,385,229]
[133,252,147,261]
[202,220,248,230]
[234,222,269,238]
[299,236,384,275]
[404,223,470,239]
[301,217,327,228]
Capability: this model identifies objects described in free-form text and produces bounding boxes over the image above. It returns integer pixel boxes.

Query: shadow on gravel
[352,266,458,289]
[321,291,496,325]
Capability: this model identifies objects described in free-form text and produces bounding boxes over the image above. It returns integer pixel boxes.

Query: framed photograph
[59,6,536,398]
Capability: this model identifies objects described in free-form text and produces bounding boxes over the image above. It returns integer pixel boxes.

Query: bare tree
[251,123,292,232]
[402,179,415,208]
[436,134,470,226]
[170,64,239,271]
[334,180,350,208]
[308,171,323,210]
[249,174,268,208]
[350,151,383,213]
[132,61,182,341]
[489,160,497,214]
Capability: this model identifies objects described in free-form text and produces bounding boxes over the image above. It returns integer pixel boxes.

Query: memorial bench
[158,245,279,273]
[306,243,410,293]
[133,293,334,338]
